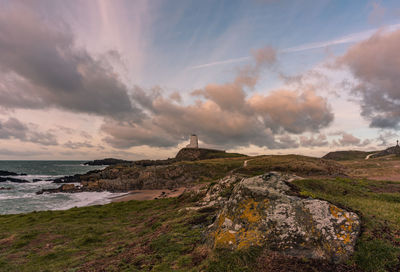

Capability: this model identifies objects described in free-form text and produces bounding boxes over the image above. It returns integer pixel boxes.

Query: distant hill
[369,145,400,159]
[322,150,376,161]
[83,158,131,166]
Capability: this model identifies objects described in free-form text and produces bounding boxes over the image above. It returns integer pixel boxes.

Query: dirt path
[365,153,377,160]
[243,158,255,167]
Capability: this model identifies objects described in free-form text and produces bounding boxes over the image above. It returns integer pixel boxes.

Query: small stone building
[186,134,198,148]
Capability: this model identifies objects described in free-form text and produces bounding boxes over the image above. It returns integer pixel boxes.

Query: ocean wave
[0,192,35,200]
[48,191,124,210]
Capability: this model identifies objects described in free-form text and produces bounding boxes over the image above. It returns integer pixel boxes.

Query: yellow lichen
[237,228,263,250]
[238,199,268,223]
[336,232,351,245]
[329,205,343,218]
[217,213,226,227]
[214,230,236,248]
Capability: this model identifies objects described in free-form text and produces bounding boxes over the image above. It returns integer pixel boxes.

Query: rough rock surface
[0,177,29,183]
[38,163,224,194]
[197,172,360,263]
[175,148,229,161]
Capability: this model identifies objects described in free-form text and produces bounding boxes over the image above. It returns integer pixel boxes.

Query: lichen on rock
[201,172,360,263]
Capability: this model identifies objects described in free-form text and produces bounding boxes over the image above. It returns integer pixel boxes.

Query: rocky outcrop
[36,184,85,194]
[39,163,227,194]
[83,158,131,166]
[51,170,102,183]
[175,148,243,161]
[370,145,400,159]
[195,172,360,263]
[0,177,29,183]
[0,170,27,176]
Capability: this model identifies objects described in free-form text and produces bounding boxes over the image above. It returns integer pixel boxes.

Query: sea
[0,161,124,215]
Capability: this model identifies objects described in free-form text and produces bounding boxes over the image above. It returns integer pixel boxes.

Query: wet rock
[52,170,102,183]
[0,170,27,176]
[0,177,30,183]
[36,184,84,194]
[200,172,360,263]
[0,187,11,190]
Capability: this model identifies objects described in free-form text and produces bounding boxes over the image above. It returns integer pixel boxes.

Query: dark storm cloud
[0,117,58,146]
[0,2,140,119]
[336,29,400,129]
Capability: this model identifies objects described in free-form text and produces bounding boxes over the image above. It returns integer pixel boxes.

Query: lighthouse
[186,134,199,148]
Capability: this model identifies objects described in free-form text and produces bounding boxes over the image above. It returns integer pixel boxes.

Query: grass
[293,177,400,271]
[322,150,377,161]
[1,155,400,271]
[0,198,214,271]
[236,154,346,177]
[178,156,248,183]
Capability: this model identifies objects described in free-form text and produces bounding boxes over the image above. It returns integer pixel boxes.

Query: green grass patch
[0,198,211,271]
[293,177,400,271]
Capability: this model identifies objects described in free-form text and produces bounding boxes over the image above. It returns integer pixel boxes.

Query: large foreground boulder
[199,173,360,263]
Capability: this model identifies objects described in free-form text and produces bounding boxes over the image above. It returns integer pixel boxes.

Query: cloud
[336,29,400,129]
[248,89,333,134]
[331,131,371,147]
[0,117,58,146]
[103,48,333,149]
[275,135,299,149]
[299,134,329,147]
[187,23,400,70]
[0,2,140,119]
[0,3,335,151]
[63,141,94,149]
[0,148,47,157]
[376,131,398,146]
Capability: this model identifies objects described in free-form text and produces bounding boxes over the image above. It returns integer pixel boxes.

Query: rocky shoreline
[36,148,245,195]
[0,170,30,183]
[0,170,27,176]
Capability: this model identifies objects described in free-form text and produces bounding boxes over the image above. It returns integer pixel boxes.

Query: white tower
[186,134,198,148]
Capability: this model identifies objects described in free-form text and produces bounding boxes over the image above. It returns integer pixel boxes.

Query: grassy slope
[1,155,400,271]
[322,151,377,161]
[0,197,215,272]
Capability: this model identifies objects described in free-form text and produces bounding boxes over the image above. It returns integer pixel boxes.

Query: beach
[111,187,187,202]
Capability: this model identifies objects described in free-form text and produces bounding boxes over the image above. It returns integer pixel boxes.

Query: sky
[0,0,400,160]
